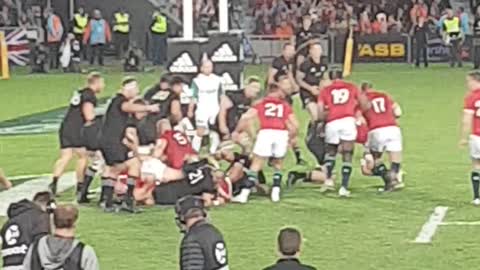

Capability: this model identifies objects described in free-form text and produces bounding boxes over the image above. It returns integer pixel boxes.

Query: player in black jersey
[268,43,297,86]
[49,73,104,196]
[170,76,197,139]
[296,42,328,119]
[217,76,261,151]
[294,14,314,66]
[99,77,160,213]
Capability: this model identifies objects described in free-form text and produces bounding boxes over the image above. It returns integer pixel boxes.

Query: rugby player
[268,43,297,90]
[361,83,403,191]
[171,76,196,138]
[296,42,328,120]
[142,76,183,145]
[0,168,12,190]
[459,71,480,205]
[234,83,299,202]
[99,77,160,213]
[217,76,261,151]
[317,71,369,197]
[191,59,223,154]
[49,72,104,196]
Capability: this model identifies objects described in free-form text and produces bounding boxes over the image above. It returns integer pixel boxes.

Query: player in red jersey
[361,82,403,191]
[233,83,299,202]
[317,71,369,197]
[153,119,198,169]
[459,71,480,205]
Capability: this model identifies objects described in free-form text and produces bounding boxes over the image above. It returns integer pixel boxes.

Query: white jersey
[191,73,223,111]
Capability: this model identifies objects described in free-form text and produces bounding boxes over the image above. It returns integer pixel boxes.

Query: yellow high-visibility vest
[444,17,460,33]
[151,13,167,34]
[73,13,88,34]
[113,12,130,33]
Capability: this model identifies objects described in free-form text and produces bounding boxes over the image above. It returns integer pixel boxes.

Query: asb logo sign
[358,43,405,58]
[211,43,238,62]
[169,52,198,73]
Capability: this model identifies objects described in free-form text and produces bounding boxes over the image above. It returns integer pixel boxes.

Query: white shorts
[470,135,480,159]
[195,107,219,128]
[325,117,357,145]
[141,158,167,181]
[253,129,289,158]
[367,126,403,152]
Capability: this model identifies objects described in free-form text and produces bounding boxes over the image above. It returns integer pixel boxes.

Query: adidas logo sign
[169,52,198,73]
[211,43,238,62]
[221,72,239,91]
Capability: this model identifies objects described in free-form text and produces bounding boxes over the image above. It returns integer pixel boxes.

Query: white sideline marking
[414,206,449,244]
[8,173,50,181]
[0,172,76,217]
[441,221,480,226]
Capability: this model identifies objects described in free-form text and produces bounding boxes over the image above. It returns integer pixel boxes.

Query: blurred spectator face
[302,16,312,29]
[446,9,453,18]
[93,10,102,19]
[264,23,273,33]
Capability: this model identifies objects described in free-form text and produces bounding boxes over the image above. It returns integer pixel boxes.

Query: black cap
[160,75,171,84]
[175,195,205,220]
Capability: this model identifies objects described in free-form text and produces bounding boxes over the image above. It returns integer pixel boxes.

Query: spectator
[18,11,34,28]
[60,33,81,73]
[410,0,428,26]
[1,192,52,270]
[359,7,372,34]
[30,41,49,73]
[45,8,64,70]
[262,227,316,270]
[83,9,112,66]
[22,204,100,270]
[387,15,402,33]
[473,5,480,69]
[71,7,88,60]
[276,19,294,37]
[459,7,470,35]
[430,0,442,19]
[150,9,168,66]
[264,21,275,35]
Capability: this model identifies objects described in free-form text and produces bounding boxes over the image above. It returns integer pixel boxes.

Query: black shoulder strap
[67,241,85,270]
[30,239,44,270]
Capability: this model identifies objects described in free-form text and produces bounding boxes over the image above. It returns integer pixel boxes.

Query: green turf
[2,64,480,269]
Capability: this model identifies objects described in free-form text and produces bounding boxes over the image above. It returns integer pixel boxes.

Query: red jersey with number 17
[254,96,293,130]
[319,80,359,123]
[363,91,397,130]
[464,89,480,136]
[160,130,196,169]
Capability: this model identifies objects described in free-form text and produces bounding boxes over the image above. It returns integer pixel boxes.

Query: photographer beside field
[22,204,99,270]
[1,192,52,270]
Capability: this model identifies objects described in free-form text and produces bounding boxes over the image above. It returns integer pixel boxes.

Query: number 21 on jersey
[265,103,284,118]
[331,89,350,104]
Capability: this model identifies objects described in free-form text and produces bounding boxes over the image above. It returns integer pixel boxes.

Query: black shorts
[153,182,185,205]
[59,125,83,149]
[299,89,317,108]
[81,123,100,151]
[100,142,130,166]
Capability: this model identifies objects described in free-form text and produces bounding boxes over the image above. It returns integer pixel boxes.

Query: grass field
[1,64,480,270]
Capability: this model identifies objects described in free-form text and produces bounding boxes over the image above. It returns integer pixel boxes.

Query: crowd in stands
[0,0,40,28]
[249,0,469,37]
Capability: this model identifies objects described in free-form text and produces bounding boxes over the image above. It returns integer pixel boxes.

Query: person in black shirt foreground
[1,192,53,270]
[411,16,429,68]
[49,73,104,197]
[99,77,160,213]
[473,6,480,69]
[263,227,316,270]
[176,195,229,270]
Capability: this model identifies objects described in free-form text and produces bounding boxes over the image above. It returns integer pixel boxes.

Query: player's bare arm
[218,95,234,137]
[153,138,168,160]
[460,109,474,146]
[121,100,159,113]
[393,102,402,118]
[170,99,183,124]
[267,66,279,85]
[316,101,327,122]
[81,102,96,125]
[123,127,139,152]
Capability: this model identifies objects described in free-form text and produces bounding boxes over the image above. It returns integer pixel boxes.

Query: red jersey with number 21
[464,89,480,136]
[319,80,359,123]
[363,91,397,130]
[161,130,196,169]
[255,96,293,130]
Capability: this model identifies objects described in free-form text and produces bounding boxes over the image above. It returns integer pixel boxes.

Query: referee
[176,196,229,270]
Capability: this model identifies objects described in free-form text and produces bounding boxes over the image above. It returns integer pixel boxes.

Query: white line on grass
[414,206,449,244]
[441,221,480,226]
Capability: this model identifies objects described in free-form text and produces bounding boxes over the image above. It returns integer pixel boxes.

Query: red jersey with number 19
[319,80,359,122]
[160,130,196,169]
[464,89,480,136]
[254,96,293,130]
[363,91,397,130]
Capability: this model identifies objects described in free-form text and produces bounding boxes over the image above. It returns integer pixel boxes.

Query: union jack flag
[4,28,30,66]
